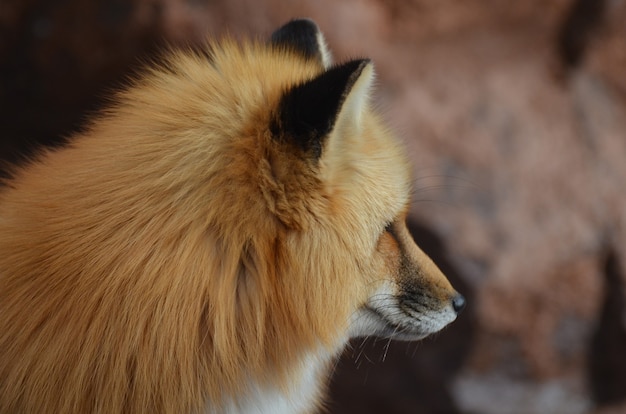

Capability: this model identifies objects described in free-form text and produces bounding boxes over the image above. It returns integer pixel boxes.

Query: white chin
[348,305,457,341]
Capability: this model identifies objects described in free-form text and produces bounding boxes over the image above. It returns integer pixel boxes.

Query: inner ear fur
[270,59,373,162]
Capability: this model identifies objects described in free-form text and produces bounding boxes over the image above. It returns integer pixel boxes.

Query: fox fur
[0,19,463,413]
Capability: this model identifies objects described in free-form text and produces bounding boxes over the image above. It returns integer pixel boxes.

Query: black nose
[452,294,466,314]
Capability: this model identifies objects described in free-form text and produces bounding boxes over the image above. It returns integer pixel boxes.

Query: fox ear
[270,18,332,69]
[271,59,373,162]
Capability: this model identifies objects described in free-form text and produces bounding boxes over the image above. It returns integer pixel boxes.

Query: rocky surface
[2,0,626,413]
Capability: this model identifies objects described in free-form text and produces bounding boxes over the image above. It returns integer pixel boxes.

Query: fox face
[354,219,465,340]
[0,18,464,413]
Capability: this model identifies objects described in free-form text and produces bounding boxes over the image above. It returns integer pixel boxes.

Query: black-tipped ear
[271,59,371,160]
[270,19,331,68]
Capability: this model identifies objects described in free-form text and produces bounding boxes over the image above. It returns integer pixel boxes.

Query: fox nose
[452,294,466,314]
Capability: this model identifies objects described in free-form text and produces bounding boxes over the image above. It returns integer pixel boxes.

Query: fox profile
[0,19,464,413]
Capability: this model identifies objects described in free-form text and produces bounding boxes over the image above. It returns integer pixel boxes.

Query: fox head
[263,19,465,343]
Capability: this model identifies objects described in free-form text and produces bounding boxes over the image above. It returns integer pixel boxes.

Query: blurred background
[1,0,625,413]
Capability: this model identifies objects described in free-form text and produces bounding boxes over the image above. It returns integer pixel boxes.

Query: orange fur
[0,22,462,413]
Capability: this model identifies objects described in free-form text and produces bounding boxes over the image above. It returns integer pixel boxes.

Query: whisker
[411,198,457,207]
[412,184,473,195]
[412,172,481,189]
[381,330,396,362]
[409,172,483,208]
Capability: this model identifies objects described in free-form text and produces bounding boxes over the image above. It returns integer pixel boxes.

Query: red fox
[0,19,464,413]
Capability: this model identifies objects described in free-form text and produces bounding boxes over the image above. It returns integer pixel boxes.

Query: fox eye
[384,222,394,234]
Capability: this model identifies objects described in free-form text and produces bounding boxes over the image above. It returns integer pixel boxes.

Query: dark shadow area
[326,220,477,414]
[556,0,605,69]
[588,249,626,407]
[0,0,164,173]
